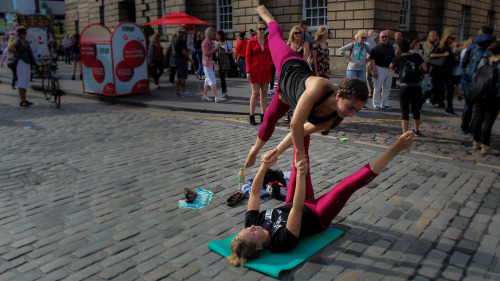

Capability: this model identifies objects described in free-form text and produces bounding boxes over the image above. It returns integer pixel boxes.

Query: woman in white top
[339,29,372,80]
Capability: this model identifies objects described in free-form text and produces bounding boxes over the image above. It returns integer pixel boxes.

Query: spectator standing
[366,30,378,98]
[201,27,225,103]
[1,36,18,89]
[312,27,331,78]
[235,31,248,78]
[246,21,272,126]
[173,27,194,96]
[424,28,458,116]
[0,36,6,56]
[8,26,35,107]
[165,35,177,84]
[410,39,424,59]
[148,33,165,88]
[390,39,427,135]
[71,33,80,80]
[299,20,314,50]
[471,40,500,155]
[422,31,439,64]
[339,29,371,80]
[460,26,495,135]
[370,30,395,109]
[215,30,232,98]
[63,34,72,64]
[392,32,403,89]
[194,31,204,79]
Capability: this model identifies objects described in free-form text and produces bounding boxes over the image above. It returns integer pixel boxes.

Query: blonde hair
[314,27,328,43]
[439,28,455,50]
[205,27,216,40]
[196,30,203,40]
[256,21,267,29]
[151,33,161,42]
[425,30,439,48]
[288,26,304,44]
[462,38,473,49]
[228,235,261,267]
[356,29,368,38]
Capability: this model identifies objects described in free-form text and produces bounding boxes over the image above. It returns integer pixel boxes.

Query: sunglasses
[381,36,388,38]
[294,32,302,35]
[258,28,266,31]
[450,37,457,40]
[361,37,367,39]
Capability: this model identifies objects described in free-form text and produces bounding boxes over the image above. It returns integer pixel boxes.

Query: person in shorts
[173,27,194,96]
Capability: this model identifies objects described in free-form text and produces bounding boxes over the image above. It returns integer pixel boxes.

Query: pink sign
[123,40,145,68]
[92,59,105,83]
[81,44,97,68]
[115,60,134,82]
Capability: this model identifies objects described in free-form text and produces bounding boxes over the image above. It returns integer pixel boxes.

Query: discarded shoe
[226,192,244,207]
[184,188,198,203]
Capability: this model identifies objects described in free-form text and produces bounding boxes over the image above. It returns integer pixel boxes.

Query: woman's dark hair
[217,31,226,41]
[489,40,500,55]
[398,38,411,53]
[239,31,246,39]
[73,33,80,40]
[337,78,368,102]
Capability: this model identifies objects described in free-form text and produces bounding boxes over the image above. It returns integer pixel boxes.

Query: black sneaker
[445,109,457,116]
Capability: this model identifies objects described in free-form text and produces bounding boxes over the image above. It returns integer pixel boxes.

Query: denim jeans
[238,57,246,77]
[347,69,366,80]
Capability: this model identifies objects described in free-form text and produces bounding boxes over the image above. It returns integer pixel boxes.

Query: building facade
[65,0,499,74]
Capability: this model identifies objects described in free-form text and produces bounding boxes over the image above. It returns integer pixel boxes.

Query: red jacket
[245,36,272,77]
[235,38,248,59]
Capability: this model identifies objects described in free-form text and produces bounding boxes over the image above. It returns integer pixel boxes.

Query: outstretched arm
[255,5,276,24]
[285,157,308,238]
[369,130,413,174]
[247,148,279,212]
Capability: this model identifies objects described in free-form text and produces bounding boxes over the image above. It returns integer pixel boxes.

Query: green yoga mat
[208,228,343,278]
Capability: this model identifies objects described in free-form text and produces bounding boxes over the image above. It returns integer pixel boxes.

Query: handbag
[429,57,444,67]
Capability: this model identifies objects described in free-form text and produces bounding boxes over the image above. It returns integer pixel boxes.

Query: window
[217,0,232,32]
[304,0,327,28]
[399,0,410,31]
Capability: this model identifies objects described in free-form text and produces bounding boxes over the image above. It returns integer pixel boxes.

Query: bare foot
[245,146,258,168]
[255,5,275,24]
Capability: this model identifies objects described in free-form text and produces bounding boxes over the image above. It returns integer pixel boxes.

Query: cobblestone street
[1,85,500,280]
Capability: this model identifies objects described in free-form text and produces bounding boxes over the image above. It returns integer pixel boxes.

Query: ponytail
[228,235,261,267]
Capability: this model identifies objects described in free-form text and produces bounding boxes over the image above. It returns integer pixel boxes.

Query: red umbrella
[144,12,211,26]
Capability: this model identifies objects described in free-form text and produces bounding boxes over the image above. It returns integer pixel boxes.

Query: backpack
[469,59,499,101]
[400,55,422,83]
[465,46,490,81]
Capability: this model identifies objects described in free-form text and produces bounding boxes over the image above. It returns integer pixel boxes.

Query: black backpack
[400,55,422,83]
[469,59,499,101]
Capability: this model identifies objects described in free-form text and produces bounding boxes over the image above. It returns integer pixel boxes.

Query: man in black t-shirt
[370,30,395,110]
[173,27,194,96]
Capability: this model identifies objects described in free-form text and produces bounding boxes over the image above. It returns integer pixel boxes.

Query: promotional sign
[26,27,50,59]
[81,43,114,94]
[80,24,113,95]
[111,22,149,95]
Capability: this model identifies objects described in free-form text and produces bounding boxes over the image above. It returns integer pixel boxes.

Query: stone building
[65,0,499,74]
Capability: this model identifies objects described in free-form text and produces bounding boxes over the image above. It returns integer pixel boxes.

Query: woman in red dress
[246,21,273,125]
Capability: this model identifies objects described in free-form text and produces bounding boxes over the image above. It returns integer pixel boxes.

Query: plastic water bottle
[237,168,245,192]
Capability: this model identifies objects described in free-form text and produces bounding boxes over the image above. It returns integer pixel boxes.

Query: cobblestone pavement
[1,82,500,280]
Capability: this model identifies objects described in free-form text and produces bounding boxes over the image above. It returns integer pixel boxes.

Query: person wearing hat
[8,26,35,107]
[173,27,194,96]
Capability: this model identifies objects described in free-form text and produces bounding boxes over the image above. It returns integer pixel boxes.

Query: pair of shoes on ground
[460,130,473,136]
[226,192,244,207]
[201,95,226,103]
[413,129,421,137]
[221,92,229,98]
[175,92,192,97]
[473,141,499,155]
[382,106,392,109]
[184,188,198,203]
[444,109,457,117]
[20,100,33,107]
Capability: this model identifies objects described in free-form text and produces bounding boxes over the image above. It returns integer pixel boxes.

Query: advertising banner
[81,43,114,94]
[111,22,149,95]
[26,27,50,59]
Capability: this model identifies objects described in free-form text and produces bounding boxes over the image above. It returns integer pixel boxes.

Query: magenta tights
[286,135,378,230]
[257,21,308,142]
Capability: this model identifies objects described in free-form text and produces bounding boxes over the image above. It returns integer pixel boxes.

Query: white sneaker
[221,92,228,98]
[201,95,213,102]
[215,97,226,103]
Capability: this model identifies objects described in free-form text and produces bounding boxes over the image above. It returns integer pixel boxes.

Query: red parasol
[144,12,211,26]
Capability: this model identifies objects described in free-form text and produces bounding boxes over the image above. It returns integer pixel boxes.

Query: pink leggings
[257,21,308,142]
[286,137,377,230]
